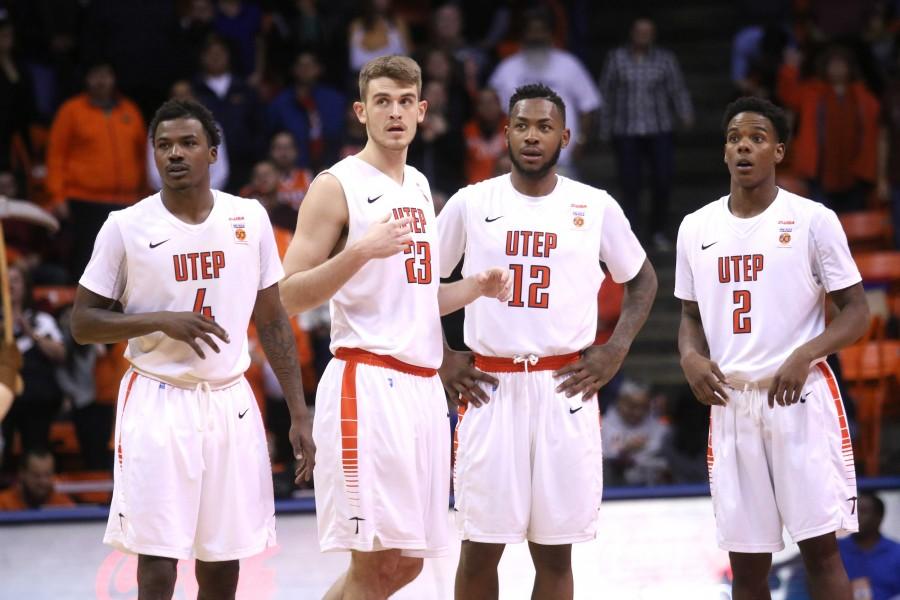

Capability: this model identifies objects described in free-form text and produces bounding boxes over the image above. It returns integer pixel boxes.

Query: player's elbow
[69,310,92,345]
[278,278,304,316]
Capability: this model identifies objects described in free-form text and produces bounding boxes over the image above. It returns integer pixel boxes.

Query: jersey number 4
[404,241,432,284]
[733,290,751,334]
[193,288,215,320]
[508,264,551,309]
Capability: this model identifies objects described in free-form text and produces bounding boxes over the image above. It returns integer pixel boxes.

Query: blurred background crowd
[0,0,899,522]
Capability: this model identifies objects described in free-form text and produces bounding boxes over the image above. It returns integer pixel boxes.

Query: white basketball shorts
[708,361,858,553]
[103,370,275,561]
[453,353,603,545]
[313,348,450,558]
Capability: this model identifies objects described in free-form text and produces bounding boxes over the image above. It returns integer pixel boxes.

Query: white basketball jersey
[438,174,646,357]
[324,155,442,369]
[674,189,861,381]
[80,191,284,385]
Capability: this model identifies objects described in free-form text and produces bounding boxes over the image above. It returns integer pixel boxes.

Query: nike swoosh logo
[238,408,249,419]
[701,242,718,250]
[149,239,170,249]
[569,406,583,414]
[800,392,811,403]
[485,216,503,223]
[367,194,383,204]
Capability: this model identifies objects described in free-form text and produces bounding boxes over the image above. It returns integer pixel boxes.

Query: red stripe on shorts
[816,361,857,483]
[116,371,139,469]
[340,361,361,509]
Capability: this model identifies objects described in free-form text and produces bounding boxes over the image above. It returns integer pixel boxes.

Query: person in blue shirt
[839,493,900,600]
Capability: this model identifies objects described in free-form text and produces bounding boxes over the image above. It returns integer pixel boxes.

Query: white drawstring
[736,381,764,424]
[513,354,539,373]
[195,381,212,432]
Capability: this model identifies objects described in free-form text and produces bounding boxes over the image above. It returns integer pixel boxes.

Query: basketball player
[70,99,315,600]
[438,83,658,600]
[675,96,869,600]
[279,55,510,600]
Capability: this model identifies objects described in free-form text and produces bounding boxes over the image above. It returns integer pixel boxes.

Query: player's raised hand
[768,348,812,408]
[289,412,316,483]
[475,267,512,302]
[355,214,413,259]
[554,343,626,399]
[680,352,729,406]
[159,311,230,359]
[439,348,498,408]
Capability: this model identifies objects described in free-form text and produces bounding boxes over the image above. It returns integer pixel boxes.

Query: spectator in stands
[193,34,262,191]
[347,0,411,72]
[488,7,601,175]
[0,172,66,285]
[176,0,217,78]
[599,17,694,250]
[267,51,345,172]
[880,44,900,247]
[839,493,900,599]
[408,79,465,205]
[601,379,669,486]
[731,20,794,99]
[1,265,65,469]
[777,46,880,212]
[429,2,486,93]
[213,0,262,78]
[268,131,312,210]
[0,448,73,510]
[0,13,37,176]
[338,103,368,159]
[262,1,344,84]
[420,46,470,133]
[46,60,146,280]
[147,79,230,192]
[463,88,507,184]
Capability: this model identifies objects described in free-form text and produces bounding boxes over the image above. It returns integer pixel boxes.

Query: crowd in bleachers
[0,0,899,509]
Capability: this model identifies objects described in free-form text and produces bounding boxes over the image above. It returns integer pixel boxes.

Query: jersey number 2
[193,288,215,320]
[404,241,432,284]
[733,290,751,334]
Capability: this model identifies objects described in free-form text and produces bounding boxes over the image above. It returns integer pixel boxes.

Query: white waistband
[130,367,244,392]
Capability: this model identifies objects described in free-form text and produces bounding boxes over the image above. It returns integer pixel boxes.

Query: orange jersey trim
[116,371,139,469]
[334,347,437,378]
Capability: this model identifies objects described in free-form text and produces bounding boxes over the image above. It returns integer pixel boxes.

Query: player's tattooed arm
[769,282,869,407]
[556,258,659,398]
[70,285,230,358]
[678,299,728,406]
[254,284,315,483]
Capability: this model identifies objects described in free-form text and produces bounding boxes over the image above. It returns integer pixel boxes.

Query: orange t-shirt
[0,486,75,510]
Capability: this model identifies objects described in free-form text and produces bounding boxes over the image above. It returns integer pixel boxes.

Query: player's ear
[417,99,428,123]
[353,101,367,124]
[560,127,571,148]
[208,145,218,165]
[774,142,785,164]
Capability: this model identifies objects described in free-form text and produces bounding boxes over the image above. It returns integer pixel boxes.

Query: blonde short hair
[358,55,422,101]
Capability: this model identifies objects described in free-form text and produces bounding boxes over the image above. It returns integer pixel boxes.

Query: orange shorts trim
[473,352,581,373]
[334,347,438,378]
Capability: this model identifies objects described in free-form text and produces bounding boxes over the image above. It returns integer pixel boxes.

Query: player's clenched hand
[289,413,316,483]
[554,343,625,399]
[475,267,512,302]
[769,348,812,408]
[355,215,413,259]
[681,352,729,406]
[439,348,498,407]
[158,311,230,359]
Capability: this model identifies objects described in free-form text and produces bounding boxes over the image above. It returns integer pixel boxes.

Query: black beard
[508,140,562,180]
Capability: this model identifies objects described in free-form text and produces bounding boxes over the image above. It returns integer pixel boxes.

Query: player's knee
[136,555,177,598]
[798,534,841,574]
[729,552,772,582]
[389,557,423,589]
[531,547,572,576]
[195,559,239,598]
[459,542,504,575]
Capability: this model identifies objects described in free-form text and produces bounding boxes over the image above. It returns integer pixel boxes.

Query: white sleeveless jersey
[674,189,861,381]
[438,174,646,357]
[80,191,283,385]
[324,155,442,369]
